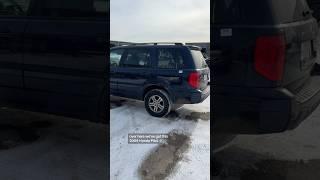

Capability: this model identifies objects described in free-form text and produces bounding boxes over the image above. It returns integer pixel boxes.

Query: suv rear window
[213,0,311,25]
[157,48,185,69]
[191,50,208,69]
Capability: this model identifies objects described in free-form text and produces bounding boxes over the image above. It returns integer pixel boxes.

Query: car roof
[110,44,202,51]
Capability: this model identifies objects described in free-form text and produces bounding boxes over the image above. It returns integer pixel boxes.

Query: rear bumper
[215,76,320,133]
[174,86,210,104]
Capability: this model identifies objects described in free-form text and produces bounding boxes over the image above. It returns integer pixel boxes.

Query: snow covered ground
[110,96,210,180]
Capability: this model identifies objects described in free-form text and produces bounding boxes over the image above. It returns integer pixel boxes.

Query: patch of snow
[110,97,210,180]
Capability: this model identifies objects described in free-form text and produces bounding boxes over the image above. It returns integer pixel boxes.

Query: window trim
[110,48,125,68]
[0,0,29,17]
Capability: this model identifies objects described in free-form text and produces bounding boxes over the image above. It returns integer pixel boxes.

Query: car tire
[144,89,172,117]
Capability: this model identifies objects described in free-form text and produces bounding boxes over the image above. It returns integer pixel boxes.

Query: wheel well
[143,85,170,100]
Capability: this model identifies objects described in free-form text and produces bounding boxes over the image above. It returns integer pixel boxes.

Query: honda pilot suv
[213,0,320,133]
[110,43,210,117]
[0,0,107,123]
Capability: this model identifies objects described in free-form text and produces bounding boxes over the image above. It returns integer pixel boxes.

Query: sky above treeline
[110,0,210,43]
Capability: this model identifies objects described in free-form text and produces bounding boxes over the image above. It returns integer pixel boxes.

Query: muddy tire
[144,89,171,117]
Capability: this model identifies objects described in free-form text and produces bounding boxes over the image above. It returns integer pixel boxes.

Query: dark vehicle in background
[213,0,320,133]
[0,0,107,122]
[110,43,210,117]
[307,0,320,21]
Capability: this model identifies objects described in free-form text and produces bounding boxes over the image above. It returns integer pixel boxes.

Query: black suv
[0,0,107,122]
[110,43,210,117]
[213,0,320,133]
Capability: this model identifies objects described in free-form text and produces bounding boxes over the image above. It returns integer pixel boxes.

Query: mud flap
[258,100,291,133]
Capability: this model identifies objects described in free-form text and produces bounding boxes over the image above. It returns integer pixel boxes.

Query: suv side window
[110,49,124,67]
[191,50,208,69]
[121,49,151,68]
[157,48,185,69]
[0,0,30,16]
[28,0,107,19]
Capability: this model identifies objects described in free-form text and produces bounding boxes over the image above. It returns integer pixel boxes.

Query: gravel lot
[0,108,107,180]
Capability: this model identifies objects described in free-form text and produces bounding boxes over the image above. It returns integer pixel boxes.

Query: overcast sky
[110,0,210,43]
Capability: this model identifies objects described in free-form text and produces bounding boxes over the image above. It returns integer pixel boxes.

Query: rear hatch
[213,0,318,93]
[190,49,210,91]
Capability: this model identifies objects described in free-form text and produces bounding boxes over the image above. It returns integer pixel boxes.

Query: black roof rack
[131,42,184,46]
[186,45,202,50]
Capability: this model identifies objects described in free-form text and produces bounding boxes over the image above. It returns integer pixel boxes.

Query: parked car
[110,43,210,117]
[213,0,320,133]
[0,0,107,123]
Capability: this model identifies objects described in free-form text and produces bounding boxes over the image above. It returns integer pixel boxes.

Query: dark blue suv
[0,0,107,123]
[110,43,210,117]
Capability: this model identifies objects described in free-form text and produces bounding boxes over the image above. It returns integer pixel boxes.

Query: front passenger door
[110,48,124,95]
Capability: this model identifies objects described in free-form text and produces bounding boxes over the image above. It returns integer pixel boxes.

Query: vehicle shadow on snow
[110,96,127,109]
[214,146,320,180]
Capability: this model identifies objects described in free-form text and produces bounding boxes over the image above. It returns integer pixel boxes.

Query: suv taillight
[188,72,200,89]
[254,35,286,81]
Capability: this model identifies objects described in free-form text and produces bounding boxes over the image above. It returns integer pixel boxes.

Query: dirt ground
[0,108,107,180]
[139,130,190,180]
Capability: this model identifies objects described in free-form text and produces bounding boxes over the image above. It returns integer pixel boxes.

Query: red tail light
[254,35,286,81]
[188,72,200,89]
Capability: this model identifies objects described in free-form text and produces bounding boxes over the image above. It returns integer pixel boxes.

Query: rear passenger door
[116,48,152,99]
[155,48,185,90]
[23,0,107,108]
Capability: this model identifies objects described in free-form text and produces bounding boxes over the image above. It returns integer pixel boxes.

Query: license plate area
[300,41,314,70]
